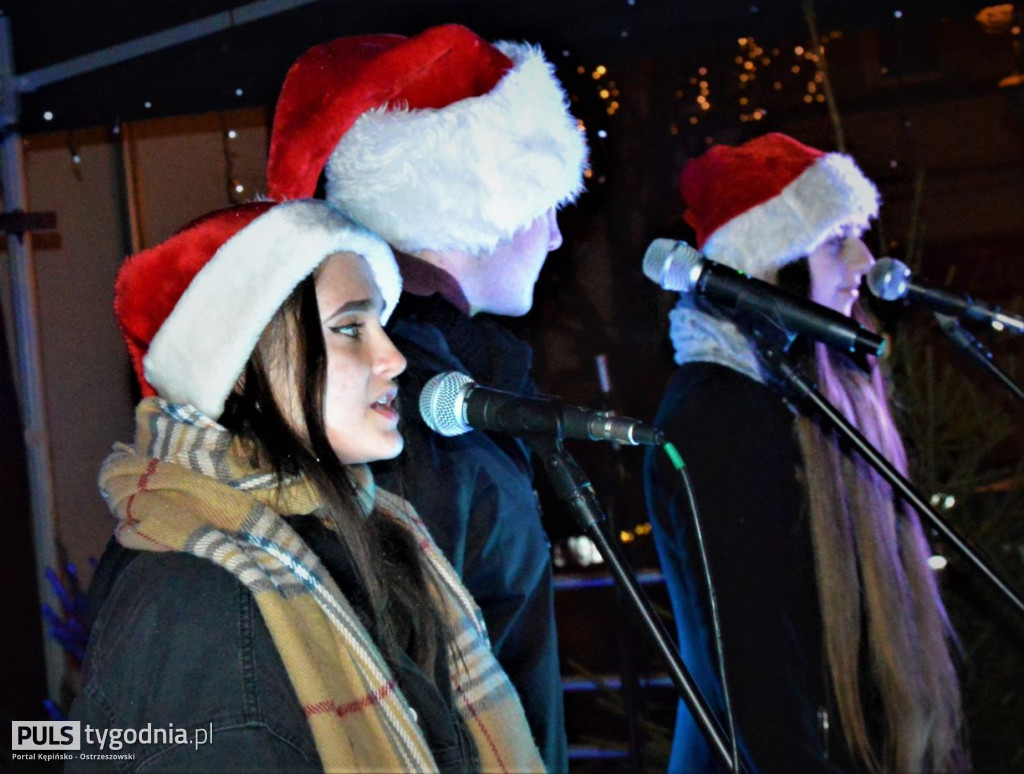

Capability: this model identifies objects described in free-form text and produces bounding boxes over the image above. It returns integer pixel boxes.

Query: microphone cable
[660,440,742,774]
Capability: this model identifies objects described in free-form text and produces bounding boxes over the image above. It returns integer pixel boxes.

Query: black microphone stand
[934,312,1024,406]
[749,326,1024,621]
[527,432,748,774]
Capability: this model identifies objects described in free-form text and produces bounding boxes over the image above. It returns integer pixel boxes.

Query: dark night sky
[4,0,991,134]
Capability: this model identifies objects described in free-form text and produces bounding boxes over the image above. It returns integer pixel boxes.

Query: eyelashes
[329,321,365,339]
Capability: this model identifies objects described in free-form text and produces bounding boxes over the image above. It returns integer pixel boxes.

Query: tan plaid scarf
[99,398,545,773]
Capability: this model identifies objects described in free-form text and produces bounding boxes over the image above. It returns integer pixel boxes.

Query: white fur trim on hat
[144,200,401,420]
[324,42,587,255]
[703,152,879,280]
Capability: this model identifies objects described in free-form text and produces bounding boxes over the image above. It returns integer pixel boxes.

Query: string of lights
[670,30,845,133]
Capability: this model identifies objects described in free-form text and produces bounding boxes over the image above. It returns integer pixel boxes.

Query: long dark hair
[779,260,966,771]
[220,273,450,677]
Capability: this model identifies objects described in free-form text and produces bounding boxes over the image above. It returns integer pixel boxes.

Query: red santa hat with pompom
[679,133,879,280]
[266,24,588,256]
[115,199,401,420]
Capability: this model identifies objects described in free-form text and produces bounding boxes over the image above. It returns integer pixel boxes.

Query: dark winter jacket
[374,285,567,772]
[644,362,852,773]
[69,513,477,773]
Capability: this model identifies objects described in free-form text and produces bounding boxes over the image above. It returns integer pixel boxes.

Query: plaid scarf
[99,398,544,773]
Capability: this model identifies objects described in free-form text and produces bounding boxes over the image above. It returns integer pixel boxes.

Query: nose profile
[546,208,563,252]
[377,332,407,379]
[844,236,874,276]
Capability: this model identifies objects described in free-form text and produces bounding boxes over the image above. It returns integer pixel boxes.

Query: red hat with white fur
[266,24,587,256]
[679,133,879,280]
[115,199,401,420]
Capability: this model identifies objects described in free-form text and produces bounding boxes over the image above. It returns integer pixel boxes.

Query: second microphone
[419,371,665,446]
[643,238,887,359]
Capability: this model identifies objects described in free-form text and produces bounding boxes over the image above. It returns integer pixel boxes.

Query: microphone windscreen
[642,239,702,292]
[866,257,911,301]
[419,371,474,437]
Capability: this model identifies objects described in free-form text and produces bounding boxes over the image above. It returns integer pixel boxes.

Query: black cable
[660,441,741,773]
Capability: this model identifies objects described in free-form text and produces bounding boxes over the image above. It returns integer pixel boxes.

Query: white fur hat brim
[325,42,588,255]
[144,200,401,420]
[703,152,879,280]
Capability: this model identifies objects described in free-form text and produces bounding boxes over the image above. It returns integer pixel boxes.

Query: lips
[370,388,399,421]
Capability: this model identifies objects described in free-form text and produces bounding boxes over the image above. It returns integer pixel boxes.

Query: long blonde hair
[794,307,967,772]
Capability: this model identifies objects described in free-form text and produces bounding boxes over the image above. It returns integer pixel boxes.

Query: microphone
[867,257,1024,335]
[419,372,665,446]
[643,238,887,358]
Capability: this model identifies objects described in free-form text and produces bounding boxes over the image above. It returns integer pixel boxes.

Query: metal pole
[0,14,63,704]
[15,0,325,94]
[530,435,746,774]
[935,312,1024,405]
[760,341,1024,620]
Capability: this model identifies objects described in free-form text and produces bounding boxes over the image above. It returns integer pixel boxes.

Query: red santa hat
[266,24,587,256]
[679,133,879,280]
[115,199,401,420]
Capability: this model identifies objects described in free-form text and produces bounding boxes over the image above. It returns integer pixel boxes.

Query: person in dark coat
[265,25,588,771]
[69,199,544,772]
[644,134,966,773]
